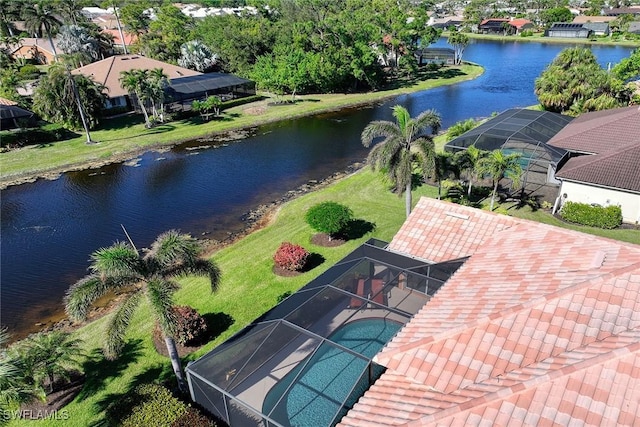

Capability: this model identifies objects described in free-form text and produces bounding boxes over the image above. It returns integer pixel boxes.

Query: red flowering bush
[172,305,208,345]
[273,242,309,272]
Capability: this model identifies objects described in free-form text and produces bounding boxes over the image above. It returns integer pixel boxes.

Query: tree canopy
[534,47,631,115]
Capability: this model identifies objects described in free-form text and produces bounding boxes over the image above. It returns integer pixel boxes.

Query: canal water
[0,39,633,339]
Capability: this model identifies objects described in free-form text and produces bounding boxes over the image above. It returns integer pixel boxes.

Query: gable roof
[338,198,640,426]
[572,15,617,23]
[509,18,533,29]
[72,55,201,98]
[9,37,60,56]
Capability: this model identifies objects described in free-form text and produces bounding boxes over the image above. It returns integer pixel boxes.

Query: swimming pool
[263,318,402,427]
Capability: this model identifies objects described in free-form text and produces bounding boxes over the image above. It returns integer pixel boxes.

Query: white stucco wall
[559,180,640,224]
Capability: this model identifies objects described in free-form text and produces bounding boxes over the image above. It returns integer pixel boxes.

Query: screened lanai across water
[444,109,572,186]
[186,239,465,427]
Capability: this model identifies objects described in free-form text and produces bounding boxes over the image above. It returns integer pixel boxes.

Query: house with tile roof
[548,106,640,224]
[9,38,61,65]
[338,197,640,426]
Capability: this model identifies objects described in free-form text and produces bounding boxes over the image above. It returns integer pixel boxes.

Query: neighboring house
[0,97,36,129]
[479,18,510,34]
[509,18,535,34]
[444,108,573,192]
[602,6,640,16]
[545,22,592,38]
[629,22,640,34]
[72,55,201,109]
[101,29,137,53]
[549,106,640,224]
[581,21,611,36]
[9,38,60,64]
[428,15,464,29]
[72,54,256,112]
[186,197,640,426]
[572,15,617,24]
[414,47,455,65]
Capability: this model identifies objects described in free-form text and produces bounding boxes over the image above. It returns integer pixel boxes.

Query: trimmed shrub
[171,406,219,427]
[305,202,353,238]
[273,242,309,271]
[116,383,188,427]
[560,201,622,229]
[172,305,208,345]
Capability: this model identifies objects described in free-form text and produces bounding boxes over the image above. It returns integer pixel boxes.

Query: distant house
[478,18,510,34]
[581,21,610,36]
[9,38,60,64]
[428,15,464,29]
[545,22,591,38]
[508,18,535,34]
[549,106,640,223]
[72,55,201,110]
[602,6,640,16]
[629,22,640,34]
[414,48,455,65]
[572,15,616,24]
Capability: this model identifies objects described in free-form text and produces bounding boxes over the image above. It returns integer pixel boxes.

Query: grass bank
[445,31,640,47]
[7,167,639,426]
[0,64,482,187]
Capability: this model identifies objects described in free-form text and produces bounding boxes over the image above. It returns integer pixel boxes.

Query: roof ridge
[409,326,640,425]
[551,106,640,141]
[377,258,640,364]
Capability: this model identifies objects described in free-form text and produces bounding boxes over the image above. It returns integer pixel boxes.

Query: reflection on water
[0,39,633,339]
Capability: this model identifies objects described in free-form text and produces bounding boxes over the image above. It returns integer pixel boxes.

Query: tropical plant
[478,149,523,211]
[273,242,309,272]
[192,95,222,120]
[305,202,353,240]
[148,68,169,123]
[64,230,221,392]
[433,152,456,200]
[534,47,631,115]
[178,40,218,72]
[57,25,100,67]
[0,330,42,418]
[8,331,83,394]
[446,118,478,141]
[32,63,106,137]
[119,68,152,127]
[361,105,441,217]
[55,0,88,26]
[455,144,487,197]
[21,0,62,59]
[448,28,469,65]
[0,0,21,37]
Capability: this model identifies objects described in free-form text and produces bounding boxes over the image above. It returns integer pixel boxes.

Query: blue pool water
[263,318,402,427]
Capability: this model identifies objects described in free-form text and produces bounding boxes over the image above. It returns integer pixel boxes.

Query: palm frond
[414,137,436,178]
[361,121,401,147]
[146,230,201,271]
[103,292,141,360]
[414,109,442,136]
[90,242,141,279]
[184,259,222,293]
[393,149,413,196]
[64,274,113,321]
[146,279,177,337]
[391,105,411,133]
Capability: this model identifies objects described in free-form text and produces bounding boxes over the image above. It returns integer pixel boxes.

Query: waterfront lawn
[7,168,639,426]
[7,169,437,427]
[0,64,483,184]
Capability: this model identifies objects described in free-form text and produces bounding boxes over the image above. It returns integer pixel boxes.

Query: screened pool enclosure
[444,109,572,186]
[187,239,464,427]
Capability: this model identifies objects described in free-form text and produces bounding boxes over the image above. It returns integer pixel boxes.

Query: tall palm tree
[361,105,441,217]
[148,68,169,123]
[119,69,151,127]
[54,0,87,26]
[21,0,62,59]
[64,230,221,392]
[478,149,523,211]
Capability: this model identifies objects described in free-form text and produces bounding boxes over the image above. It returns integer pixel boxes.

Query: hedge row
[0,126,77,149]
[560,201,622,229]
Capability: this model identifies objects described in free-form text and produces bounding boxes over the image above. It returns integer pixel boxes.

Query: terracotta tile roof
[509,18,533,29]
[556,143,640,193]
[548,106,640,155]
[72,55,201,98]
[338,198,640,427]
[0,97,17,106]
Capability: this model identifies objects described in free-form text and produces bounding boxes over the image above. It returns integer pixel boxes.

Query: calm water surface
[0,39,633,338]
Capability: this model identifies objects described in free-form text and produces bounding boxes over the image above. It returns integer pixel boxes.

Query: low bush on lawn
[305,201,353,239]
[273,242,309,271]
[560,201,622,229]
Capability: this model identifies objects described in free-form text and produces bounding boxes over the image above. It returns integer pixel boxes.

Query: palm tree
[119,69,151,127]
[64,230,221,392]
[0,0,21,37]
[361,105,441,217]
[55,0,87,26]
[1,330,43,418]
[148,68,169,123]
[433,152,455,200]
[21,0,62,59]
[455,144,486,198]
[478,149,523,211]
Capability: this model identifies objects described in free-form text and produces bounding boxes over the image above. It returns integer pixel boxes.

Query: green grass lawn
[7,167,638,426]
[0,64,483,185]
